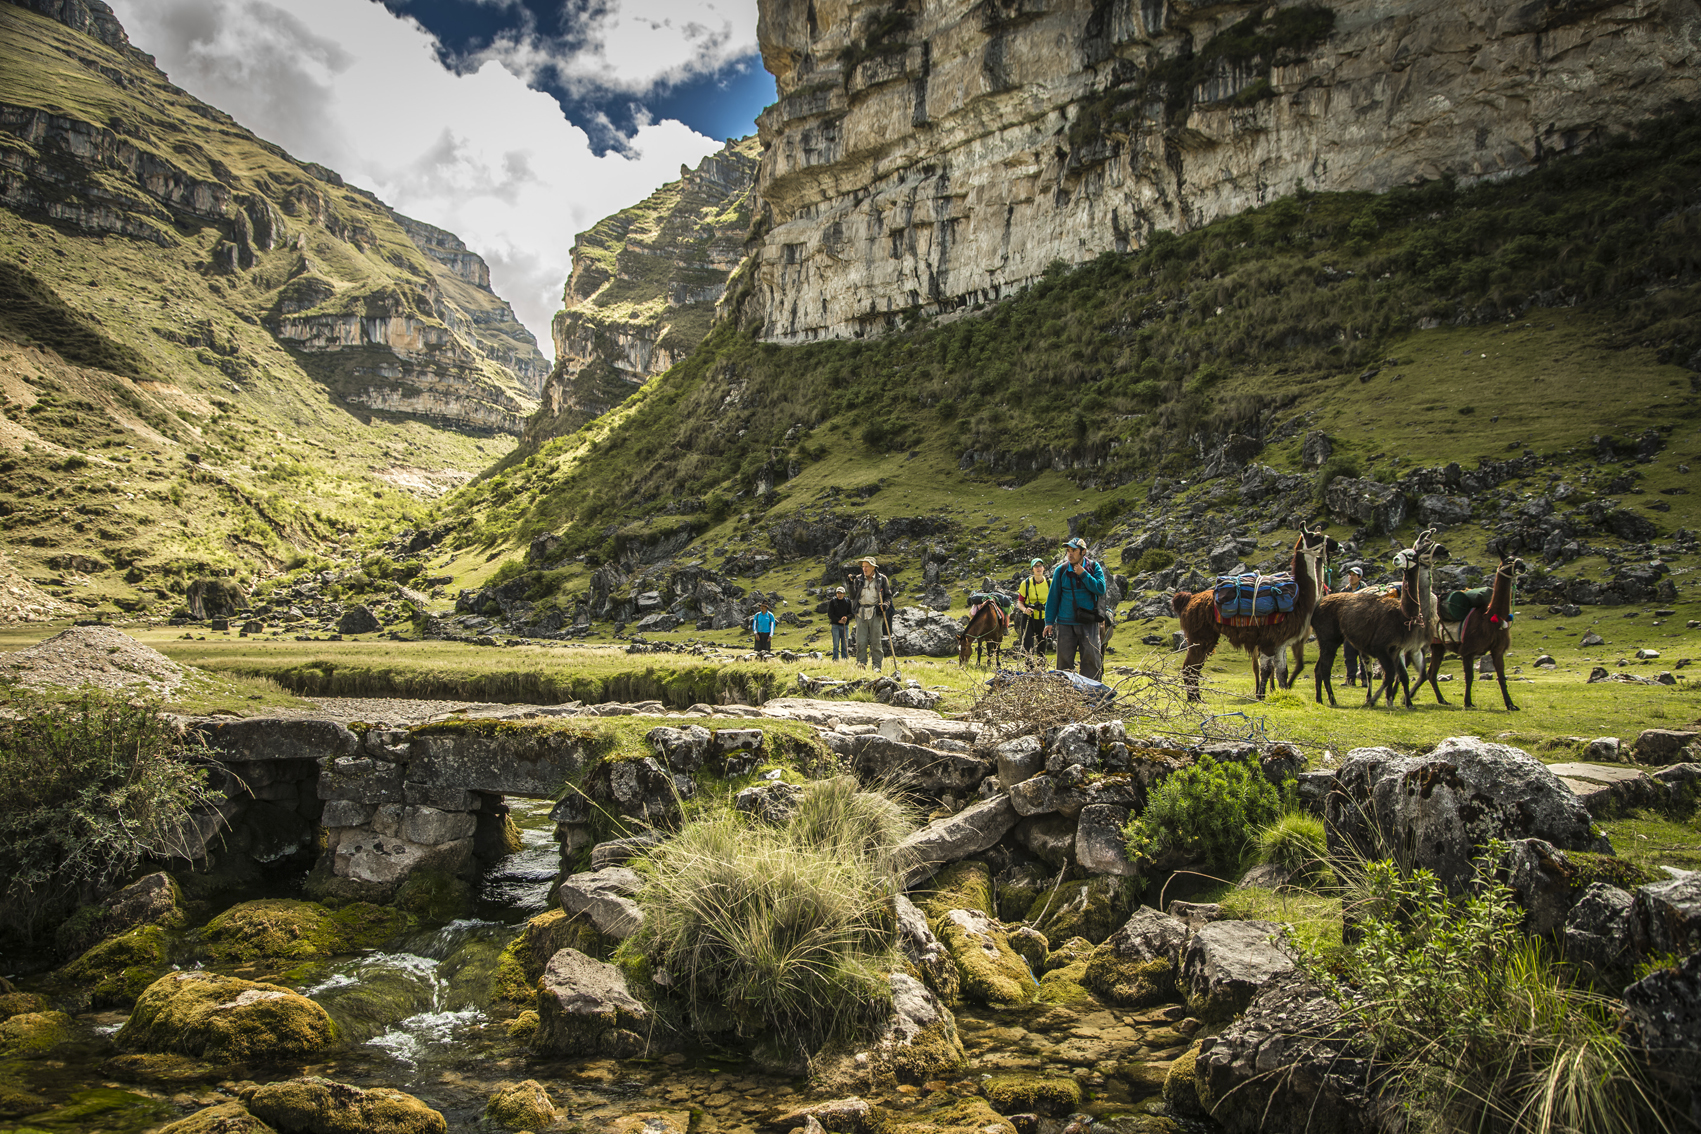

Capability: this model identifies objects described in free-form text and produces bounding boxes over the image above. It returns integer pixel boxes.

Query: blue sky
[376,0,775,151]
[107,0,775,357]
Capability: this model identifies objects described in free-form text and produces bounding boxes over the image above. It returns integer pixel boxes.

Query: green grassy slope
[0,3,539,612]
[439,110,1701,594]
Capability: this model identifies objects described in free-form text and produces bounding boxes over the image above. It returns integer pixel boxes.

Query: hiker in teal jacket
[1044,536,1106,680]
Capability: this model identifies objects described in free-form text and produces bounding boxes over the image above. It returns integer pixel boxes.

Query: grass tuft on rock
[623,774,911,1052]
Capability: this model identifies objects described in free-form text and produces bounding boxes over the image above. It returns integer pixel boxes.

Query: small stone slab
[894,795,1020,886]
[557,868,645,939]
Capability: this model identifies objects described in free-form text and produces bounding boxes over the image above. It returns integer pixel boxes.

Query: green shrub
[1298,846,1661,1133]
[487,560,527,587]
[1314,452,1362,502]
[1134,548,1177,574]
[1122,754,1284,872]
[622,776,909,1052]
[0,694,214,941]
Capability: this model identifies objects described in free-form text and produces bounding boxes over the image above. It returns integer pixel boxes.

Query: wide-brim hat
[860,556,878,566]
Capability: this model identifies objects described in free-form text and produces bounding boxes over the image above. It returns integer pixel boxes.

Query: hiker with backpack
[1044,536,1106,681]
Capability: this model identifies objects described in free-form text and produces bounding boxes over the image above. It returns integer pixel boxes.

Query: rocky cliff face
[747,0,1701,343]
[525,138,758,443]
[0,0,543,433]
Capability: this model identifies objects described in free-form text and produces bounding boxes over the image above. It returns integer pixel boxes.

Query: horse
[957,601,1008,667]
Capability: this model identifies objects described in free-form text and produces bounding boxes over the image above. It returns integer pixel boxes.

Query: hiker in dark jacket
[1044,536,1106,680]
[827,585,854,661]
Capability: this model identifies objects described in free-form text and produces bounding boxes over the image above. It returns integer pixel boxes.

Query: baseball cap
[1347,565,1364,576]
[835,586,845,593]
[1063,537,1088,550]
[1030,558,1043,566]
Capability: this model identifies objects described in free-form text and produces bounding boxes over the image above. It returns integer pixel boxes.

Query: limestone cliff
[525,138,758,443]
[0,0,542,433]
[746,0,1701,343]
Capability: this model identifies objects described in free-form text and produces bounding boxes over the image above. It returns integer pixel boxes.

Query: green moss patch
[1081,951,1175,1008]
[0,1010,74,1057]
[1036,959,1093,1005]
[1032,876,1130,945]
[200,899,413,962]
[155,1102,277,1134]
[0,992,51,1021]
[61,923,172,1008]
[491,909,606,1006]
[243,1077,445,1134]
[983,1072,1084,1116]
[1566,850,1662,893]
[917,862,995,925]
[869,1097,1018,1134]
[937,910,1038,1006]
[1163,1041,1208,1118]
[484,1080,555,1130]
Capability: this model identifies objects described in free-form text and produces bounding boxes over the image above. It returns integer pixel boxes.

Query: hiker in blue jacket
[1044,536,1106,680]
[751,601,777,653]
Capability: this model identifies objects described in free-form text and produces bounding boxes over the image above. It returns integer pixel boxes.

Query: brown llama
[1172,527,1336,701]
[1311,532,1443,708]
[1419,551,1525,710]
[957,602,1007,668]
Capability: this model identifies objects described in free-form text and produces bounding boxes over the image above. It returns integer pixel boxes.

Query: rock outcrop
[526,139,759,439]
[745,0,1701,342]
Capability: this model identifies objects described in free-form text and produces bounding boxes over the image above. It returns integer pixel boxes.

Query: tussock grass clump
[1255,811,1332,885]
[624,776,913,1052]
[0,692,215,941]
[1300,846,1664,1134]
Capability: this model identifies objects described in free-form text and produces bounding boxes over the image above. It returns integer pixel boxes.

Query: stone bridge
[181,698,980,902]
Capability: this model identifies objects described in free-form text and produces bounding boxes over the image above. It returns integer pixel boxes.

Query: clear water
[3,798,1190,1133]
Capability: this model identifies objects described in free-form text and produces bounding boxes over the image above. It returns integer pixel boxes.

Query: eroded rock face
[745,0,1701,344]
[1197,973,1399,1134]
[1326,737,1601,890]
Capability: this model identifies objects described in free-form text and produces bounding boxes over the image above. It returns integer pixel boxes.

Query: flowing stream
[2,800,1195,1134]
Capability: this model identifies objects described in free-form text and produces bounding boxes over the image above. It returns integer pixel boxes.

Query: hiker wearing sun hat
[845,556,893,670]
[1016,556,1050,657]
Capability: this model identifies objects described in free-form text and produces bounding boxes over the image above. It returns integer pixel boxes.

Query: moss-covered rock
[117,972,336,1063]
[484,1080,555,1129]
[0,1078,50,1120]
[937,909,1037,1006]
[61,923,172,1008]
[916,861,994,925]
[1042,936,1096,972]
[243,1077,446,1134]
[393,871,473,924]
[492,909,606,1005]
[1007,925,1048,971]
[982,1072,1084,1116]
[0,992,50,1021]
[1032,875,1132,944]
[0,1010,74,1057]
[1164,1041,1208,1118]
[54,903,115,957]
[156,1102,277,1134]
[869,1097,1017,1134]
[1082,949,1176,1008]
[504,1010,539,1042]
[1036,959,1093,1005]
[994,862,1048,923]
[201,899,413,962]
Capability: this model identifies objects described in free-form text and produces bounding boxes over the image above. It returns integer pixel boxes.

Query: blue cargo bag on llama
[1212,573,1300,623]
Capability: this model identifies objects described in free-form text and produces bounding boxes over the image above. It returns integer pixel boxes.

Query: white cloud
[106,0,738,361]
[468,0,759,97]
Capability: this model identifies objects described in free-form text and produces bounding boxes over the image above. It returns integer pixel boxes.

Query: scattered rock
[556,868,644,940]
[1633,876,1701,956]
[1582,736,1623,762]
[154,1103,275,1134]
[531,948,652,1057]
[1181,920,1294,1021]
[243,1077,446,1134]
[894,794,1020,886]
[1580,631,1606,647]
[337,605,381,636]
[1563,884,1637,980]
[1633,729,1699,765]
[1081,907,1185,1006]
[484,1080,555,1130]
[1074,804,1137,876]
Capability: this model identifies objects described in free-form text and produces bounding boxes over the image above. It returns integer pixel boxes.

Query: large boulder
[937,909,1038,1005]
[556,868,644,940]
[894,892,960,1005]
[1622,949,1701,1121]
[893,795,1020,886]
[865,972,967,1085]
[646,725,712,772]
[243,1077,446,1134]
[1181,920,1294,1021]
[1632,729,1699,765]
[1196,973,1400,1134]
[531,948,651,1056]
[201,899,413,962]
[1633,876,1701,957]
[118,972,335,1063]
[1076,804,1138,876]
[336,605,381,636]
[155,1103,276,1134]
[1563,884,1637,980]
[889,607,965,656]
[1326,738,1601,890]
[851,734,991,796]
[1324,477,1406,534]
[100,872,184,934]
[1082,906,1185,1006]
